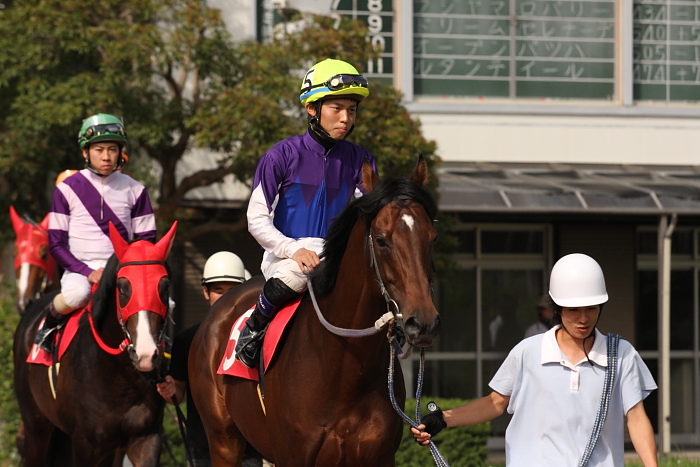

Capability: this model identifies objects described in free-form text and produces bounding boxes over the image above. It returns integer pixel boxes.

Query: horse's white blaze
[402,214,415,231]
[17,263,30,306]
[133,310,158,371]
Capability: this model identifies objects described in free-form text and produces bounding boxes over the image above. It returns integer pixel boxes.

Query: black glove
[421,401,447,437]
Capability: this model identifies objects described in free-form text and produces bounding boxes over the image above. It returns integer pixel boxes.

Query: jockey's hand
[88,268,104,284]
[292,248,320,273]
[156,375,176,402]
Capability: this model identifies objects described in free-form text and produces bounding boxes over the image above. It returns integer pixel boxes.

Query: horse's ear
[155,221,178,260]
[9,206,25,234]
[410,154,429,188]
[39,213,50,232]
[109,222,129,261]
[362,160,380,193]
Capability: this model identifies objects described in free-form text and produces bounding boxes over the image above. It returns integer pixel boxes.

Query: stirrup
[34,327,57,353]
[237,331,266,368]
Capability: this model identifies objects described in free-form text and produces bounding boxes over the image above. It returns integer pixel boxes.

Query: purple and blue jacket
[247,130,376,259]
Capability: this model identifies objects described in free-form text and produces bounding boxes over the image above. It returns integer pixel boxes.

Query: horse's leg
[18,417,55,467]
[203,398,247,467]
[70,437,112,467]
[123,434,162,467]
[47,429,73,467]
[111,448,127,467]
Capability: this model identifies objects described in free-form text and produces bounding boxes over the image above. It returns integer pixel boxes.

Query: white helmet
[548,253,608,307]
[202,251,247,285]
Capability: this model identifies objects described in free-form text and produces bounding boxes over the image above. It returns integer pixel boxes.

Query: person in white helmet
[157,251,263,467]
[412,253,658,467]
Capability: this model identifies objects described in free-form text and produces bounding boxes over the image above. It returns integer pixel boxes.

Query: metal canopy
[438,162,700,215]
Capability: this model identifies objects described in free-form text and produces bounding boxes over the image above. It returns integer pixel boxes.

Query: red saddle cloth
[217,298,302,381]
[26,308,85,366]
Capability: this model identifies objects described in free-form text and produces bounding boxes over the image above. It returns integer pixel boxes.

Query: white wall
[415,113,700,165]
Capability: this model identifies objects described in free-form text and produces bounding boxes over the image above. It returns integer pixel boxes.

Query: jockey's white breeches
[59,259,108,309]
[261,238,324,293]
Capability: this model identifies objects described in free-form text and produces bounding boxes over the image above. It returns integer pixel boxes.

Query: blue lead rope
[578,333,620,467]
[388,341,450,467]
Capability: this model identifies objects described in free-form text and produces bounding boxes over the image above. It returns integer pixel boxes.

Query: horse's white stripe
[133,311,158,371]
[402,214,415,231]
[17,263,29,301]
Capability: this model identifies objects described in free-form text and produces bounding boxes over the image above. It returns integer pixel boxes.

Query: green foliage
[0,3,440,244]
[159,405,186,466]
[0,283,21,463]
[396,398,490,467]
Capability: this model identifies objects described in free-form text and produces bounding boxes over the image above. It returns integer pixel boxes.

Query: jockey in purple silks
[235,58,377,368]
[34,113,156,353]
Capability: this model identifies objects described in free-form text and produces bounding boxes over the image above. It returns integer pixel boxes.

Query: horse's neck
[318,226,386,330]
[92,293,124,342]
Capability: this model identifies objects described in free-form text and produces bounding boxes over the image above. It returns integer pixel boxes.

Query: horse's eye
[376,236,388,248]
[158,277,170,307]
[116,278,132,307]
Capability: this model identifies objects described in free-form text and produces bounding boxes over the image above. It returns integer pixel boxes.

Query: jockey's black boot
[236,304,273,368]
[236,278,299,368]
[34,302,65,353]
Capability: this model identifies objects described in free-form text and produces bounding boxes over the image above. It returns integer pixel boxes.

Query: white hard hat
[202,251,247,285]
[244,269,252,281]
[548,253,608,307]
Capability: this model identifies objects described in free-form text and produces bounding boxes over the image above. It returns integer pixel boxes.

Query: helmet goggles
[83,123,127,142]
[304,74,368,94]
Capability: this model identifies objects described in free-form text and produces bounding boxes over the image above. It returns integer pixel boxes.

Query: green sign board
[633,0,700,102]
[332,0,394,82]
[413,0,616,99]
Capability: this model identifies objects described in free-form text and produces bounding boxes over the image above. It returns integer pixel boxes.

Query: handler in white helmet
[157,251,264,466]
[412,253,659,467]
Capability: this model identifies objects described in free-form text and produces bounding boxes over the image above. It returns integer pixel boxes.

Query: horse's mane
[90,254,120,329]
[310,176,437,297]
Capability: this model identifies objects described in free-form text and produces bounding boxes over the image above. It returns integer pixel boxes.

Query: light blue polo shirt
[489,325,656,467]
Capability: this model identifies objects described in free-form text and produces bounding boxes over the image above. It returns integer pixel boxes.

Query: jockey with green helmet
[34,113,156,353]
[78,113,129,175]
[235,59,377,368]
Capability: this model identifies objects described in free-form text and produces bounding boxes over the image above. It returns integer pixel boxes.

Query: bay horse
[189,157,440,466]
[13,221,177,466]
[9,206,59,314]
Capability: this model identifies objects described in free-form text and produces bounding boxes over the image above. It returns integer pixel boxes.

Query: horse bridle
[305,230,405,343]
[115,260,171,362]
[88,260,171,366]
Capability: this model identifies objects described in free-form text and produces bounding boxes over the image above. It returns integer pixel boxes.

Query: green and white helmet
[78,113,127,149]
[299,59,369,106]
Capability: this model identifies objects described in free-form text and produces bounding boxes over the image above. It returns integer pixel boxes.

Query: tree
[0,1,438,242]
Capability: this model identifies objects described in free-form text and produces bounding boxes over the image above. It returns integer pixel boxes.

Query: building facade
[180,0,700,450]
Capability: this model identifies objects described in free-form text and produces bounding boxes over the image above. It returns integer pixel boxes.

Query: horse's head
[10,206,56,314]
[361,157,441,347]
[109,221,177,372]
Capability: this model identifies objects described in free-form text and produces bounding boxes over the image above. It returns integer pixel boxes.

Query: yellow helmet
[299,59,369,106]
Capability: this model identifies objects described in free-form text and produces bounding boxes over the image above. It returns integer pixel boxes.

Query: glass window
[637,269,694,351]
[481,230,544,254]
[482,269,544,352]
[453,229,476,254]
[435,269,476,352]
[415,360,478,400]
[637,228,693,255]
